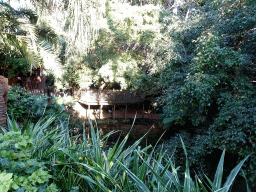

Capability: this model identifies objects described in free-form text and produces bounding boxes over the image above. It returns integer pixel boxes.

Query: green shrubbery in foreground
[7,87,83,130]
[0,115,251,191]
[7,87,69,124]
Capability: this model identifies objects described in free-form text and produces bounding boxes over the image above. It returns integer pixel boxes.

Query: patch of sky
[1,0,33,10]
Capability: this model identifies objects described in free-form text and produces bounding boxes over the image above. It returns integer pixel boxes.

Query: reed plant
[1,115,250,191]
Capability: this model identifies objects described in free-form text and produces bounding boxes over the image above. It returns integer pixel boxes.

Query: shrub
[1,114,250,191]
[0,131,58,191]
[158,131,215,178]
[208,95,256,184]
[40,117,250,191]
[7,87,69,127]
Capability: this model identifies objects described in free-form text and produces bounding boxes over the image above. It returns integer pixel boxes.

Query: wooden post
[113,105,115,119]
[142,103,144,118]
[100,105,103,119]
[125,105,127,120]
[88,104,90,119]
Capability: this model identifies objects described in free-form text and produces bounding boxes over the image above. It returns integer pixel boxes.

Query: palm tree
[0,2,41,72]
[0,1,65,88]
[29,0,106,57]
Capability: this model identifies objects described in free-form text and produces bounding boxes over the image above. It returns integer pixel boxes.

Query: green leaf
[222,155,250,191]
[213,150,225,189]
[0,171,13,192]
[163,117,174,124]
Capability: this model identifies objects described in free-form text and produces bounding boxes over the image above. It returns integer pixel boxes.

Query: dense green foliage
[159,1,256,126]
[158,131,213,176]
[7,87,68,123]
[0,1,61,85]
[0,2,44,77]
[0,131,58,191]
[155,0,256,184]
[7,87,85,132]
[2,0,256,189]
[62,1,162,90]
[0,116,250,191]
[59,0,256,183]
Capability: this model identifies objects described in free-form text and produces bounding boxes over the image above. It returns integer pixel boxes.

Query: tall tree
[28,0,106,58]
[0,2,41,77]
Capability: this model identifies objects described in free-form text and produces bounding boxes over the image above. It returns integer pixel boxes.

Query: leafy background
[1,0,256,190]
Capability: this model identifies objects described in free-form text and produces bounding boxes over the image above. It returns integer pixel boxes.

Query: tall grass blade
[204,174,218,191]
[133,150,139,175]
[160,178,172,192]
[213,150,225,189]
[89,119,103,167]
[137,151,182,191]
[77,160,122,190]
[109,114,138,162]
[118,160,151,192]
[107,134,121,162]
[152,157,181,191]
[7,115,19,132]
[222,155,250,192]
[77,174,111,192]
[21,120,31,136]
[241,170,251,192]
[180,137,191,192]
[195,176,207,192]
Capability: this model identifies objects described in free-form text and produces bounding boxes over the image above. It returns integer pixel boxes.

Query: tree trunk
[172,0,186,15]
[0,76,8,127]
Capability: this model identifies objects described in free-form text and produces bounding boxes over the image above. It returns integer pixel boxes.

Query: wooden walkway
[16,88,159,121]
[78,90,145,105]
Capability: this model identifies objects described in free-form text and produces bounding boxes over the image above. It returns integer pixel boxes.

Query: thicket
[0,3,36,77]
[0,2,62,87]
[2,0,256,188]
[62,1,162,90]
[156,0,256,184]
[6,87,84,131]
[61,0,256,184]
[0,115,251,191]
[61,0,256,185]
[0,131,58,192]
[7,87,66,122]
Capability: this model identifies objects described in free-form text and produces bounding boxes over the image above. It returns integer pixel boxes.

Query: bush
[0,131,58,191]
[158,131,213,177]
[208,95,256,184]
[51,120,250,191]
[1,115,251,191]
[7,87,43,122]
[7,87,69,126]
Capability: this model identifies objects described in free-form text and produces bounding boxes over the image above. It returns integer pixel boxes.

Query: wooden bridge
[78,90,145,105]
[75,90,146,119]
